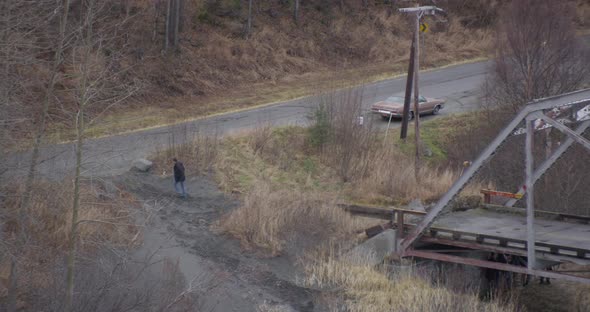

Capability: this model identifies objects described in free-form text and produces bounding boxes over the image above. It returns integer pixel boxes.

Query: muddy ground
[114,171,319,312]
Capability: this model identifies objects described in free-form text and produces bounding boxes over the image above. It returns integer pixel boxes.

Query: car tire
[433,105,441,115]
[410,111,415,119]
[382,115,391,121]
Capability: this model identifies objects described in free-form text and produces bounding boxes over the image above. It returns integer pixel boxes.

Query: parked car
[371,95,445,120]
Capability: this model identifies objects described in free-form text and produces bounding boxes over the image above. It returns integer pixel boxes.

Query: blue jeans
[174,180,186,197]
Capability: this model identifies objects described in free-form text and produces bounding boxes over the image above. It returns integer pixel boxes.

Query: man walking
[173,158,186,198]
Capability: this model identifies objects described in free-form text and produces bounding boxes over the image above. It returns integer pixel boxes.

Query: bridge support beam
[525,116,536,269]
[536,112,590,151]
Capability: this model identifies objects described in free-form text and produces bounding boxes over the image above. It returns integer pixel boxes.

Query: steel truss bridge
[349,89,590,284]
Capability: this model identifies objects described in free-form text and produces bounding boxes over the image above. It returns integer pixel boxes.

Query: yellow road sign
[420,22,429,33]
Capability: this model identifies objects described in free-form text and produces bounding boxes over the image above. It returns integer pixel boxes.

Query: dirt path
[115,171,317,312]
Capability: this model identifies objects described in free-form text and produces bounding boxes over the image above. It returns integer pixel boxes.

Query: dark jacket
[173,161,185,182]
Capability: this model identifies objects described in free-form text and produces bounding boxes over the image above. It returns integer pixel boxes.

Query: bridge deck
[342,203,590,282]
[431,208,590,260]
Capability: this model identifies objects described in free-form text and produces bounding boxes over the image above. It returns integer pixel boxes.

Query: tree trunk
[173,0,180,48]
[7,257,16,312]
[246,0,253,37]
[65,111,84,312]
[178,0,184,33]
[164,0,171,50]
[294,0,299,25]
[152,1,159,42]
[8,1,71,311]
[65,0,93,309]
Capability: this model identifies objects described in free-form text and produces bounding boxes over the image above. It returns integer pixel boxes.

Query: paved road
[2,60,490,179]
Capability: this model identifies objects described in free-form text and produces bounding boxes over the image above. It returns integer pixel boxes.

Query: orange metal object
[481,189,524,203]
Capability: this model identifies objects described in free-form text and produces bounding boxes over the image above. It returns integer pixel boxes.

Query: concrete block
[132,158,153,172]
[346,229,397,266]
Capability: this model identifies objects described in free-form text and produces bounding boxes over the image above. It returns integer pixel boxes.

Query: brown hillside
[1,0,588,147]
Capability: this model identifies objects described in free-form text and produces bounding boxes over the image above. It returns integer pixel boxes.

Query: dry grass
[347,143,492,205]
[157,114,496,252]
[147,117,523,311]
[302,249,519,312]
[1,180,139,251]
[151,128,220,176]
[214,127,339,195]
[574,284,590,312]
[210,122,491,254]
[516,263,590,312]
[218,180,369,255]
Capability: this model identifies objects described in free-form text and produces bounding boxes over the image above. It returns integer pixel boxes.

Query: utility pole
[399,5,444,181]
[400,36,415,141]
[413,10,421,180]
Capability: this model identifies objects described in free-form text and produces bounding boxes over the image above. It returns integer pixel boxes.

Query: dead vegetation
[0,177,208,311]
[443,0,590,215]
[302,247,519,312]
[148,88,493,256]
[347,143,491,205]
[151,126,221,176]
[218,180,368,255]
[143,92,566,311]
[516,263,590,312]
[4,1,589,146]
[0,0,502,147]
[305,87,491,205]
[0,179,140,310]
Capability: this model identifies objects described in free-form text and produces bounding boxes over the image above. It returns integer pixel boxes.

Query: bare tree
[246,0,254,37]
[472,0,590,214]
[164,0,182,50]
[486,0,589,113]
[173,0,181,47]
[165,0,172,50]
[61,1,137,309]
[308,87,376,182]
[0,1,71,311]
[294,0,300,25]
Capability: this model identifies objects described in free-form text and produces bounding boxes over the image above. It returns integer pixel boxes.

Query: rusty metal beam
[405,250,590,284]
[420,236,528,255]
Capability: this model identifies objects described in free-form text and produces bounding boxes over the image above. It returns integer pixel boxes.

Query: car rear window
[386,96,404,102]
